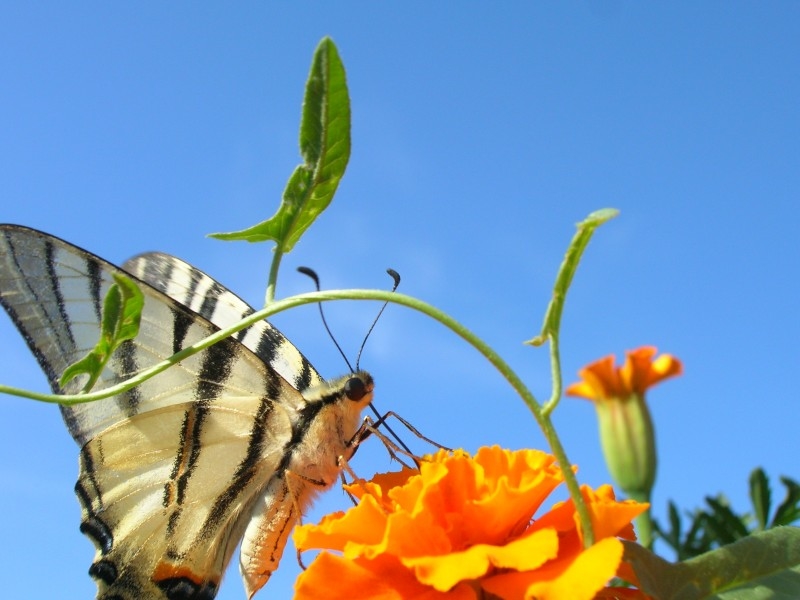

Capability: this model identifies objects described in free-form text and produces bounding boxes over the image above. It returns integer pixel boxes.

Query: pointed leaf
[704,496,749,544]
[109,272,145,341]
[772,477,800,527]
[684,511,715,559]
[655,501,683,556]
[210,37,351,252]
[749,468,771,531]
[668,501,682,541]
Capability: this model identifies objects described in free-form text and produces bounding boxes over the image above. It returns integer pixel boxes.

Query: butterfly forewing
[0,225,374,599]
[122,251,324,395]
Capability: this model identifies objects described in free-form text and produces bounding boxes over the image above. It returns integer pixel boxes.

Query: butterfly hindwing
[0,225,375,599]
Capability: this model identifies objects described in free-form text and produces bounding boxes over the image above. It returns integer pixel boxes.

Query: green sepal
[59,273,144,393]
[209,37,351,252]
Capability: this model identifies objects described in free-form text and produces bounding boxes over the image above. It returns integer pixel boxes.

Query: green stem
[263,248,284,305]
[528,208,619,548]
[530,208,619,416]
[0,290,533,427]
[634,506,654,549]
[545,331,563,419]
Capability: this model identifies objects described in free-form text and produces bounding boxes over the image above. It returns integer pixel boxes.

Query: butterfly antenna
[355,268,401,370]
[353,269,413,456]
[300,267,411,456]
[297,267,354,373]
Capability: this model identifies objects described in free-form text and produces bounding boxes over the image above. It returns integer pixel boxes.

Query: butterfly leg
[351,411,452,469]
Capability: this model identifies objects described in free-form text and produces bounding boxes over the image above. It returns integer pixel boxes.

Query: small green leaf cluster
[656,469,800,561]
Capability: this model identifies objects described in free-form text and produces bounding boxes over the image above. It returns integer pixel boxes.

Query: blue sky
[1,3,798,598]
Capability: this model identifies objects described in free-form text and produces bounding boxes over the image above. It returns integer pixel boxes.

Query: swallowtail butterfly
[0,224,376,599]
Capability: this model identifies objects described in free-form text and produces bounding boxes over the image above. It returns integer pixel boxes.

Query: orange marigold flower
[565,346,682,402]
[293,446,648,600]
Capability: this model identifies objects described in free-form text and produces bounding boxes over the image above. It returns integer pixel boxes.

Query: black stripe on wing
[123,252,323,393]
[0,229,75,389]
[201,369,284,535]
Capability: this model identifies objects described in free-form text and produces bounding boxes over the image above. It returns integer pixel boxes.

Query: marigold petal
[353,505,452,560]
[344,466,419,503]
[529,485,647,547]
[410,447,566,548]
[482,538,622,600]
[529,493,579,534]
[294,493,388,553]
[524,537,623,600]
[564,380,602,400]
[403,528,559,592]
[621,347,682,395]
[390,459,450,514]
[566,355,624,400]
[294,552,466,600]
[585,485,649,541]
[568,347,683,401]
[649,352,683,386]
[471,451,563,543]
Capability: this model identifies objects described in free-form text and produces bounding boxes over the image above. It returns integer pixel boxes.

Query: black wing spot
[80,516,114,555]
[156,577,218,600]
[88,559,118,585]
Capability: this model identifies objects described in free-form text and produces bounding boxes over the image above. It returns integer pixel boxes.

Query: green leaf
[684,511,716,559]
[703,496,750,545]
[655,501,718,560]
[209,37,351,252]
[666,501,683,545]
[59,273,144,393]
[772,477,800,527]
[750,468,771,531]
[625,527,800,599]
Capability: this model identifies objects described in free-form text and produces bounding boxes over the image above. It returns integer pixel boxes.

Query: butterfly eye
[343,377,367,401]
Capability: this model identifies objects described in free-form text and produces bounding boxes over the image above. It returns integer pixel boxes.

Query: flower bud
[566,346,682,501]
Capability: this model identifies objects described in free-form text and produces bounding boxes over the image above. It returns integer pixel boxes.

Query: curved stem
[528,209,620,547]
[1,289,538,418]
[0,286,592,548]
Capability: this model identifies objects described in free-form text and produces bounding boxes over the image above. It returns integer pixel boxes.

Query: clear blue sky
[1,3,798,598]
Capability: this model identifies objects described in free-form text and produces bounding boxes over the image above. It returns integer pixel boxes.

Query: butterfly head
[341,371,374,406]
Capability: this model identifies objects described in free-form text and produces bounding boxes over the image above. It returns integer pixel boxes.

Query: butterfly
[0,224,376,599]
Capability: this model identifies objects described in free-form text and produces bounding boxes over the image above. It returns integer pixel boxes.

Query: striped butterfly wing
[0,225,374,599]
[121,251,325,395]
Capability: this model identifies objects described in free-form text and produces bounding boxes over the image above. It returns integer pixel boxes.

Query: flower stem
[636,512,653,549]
